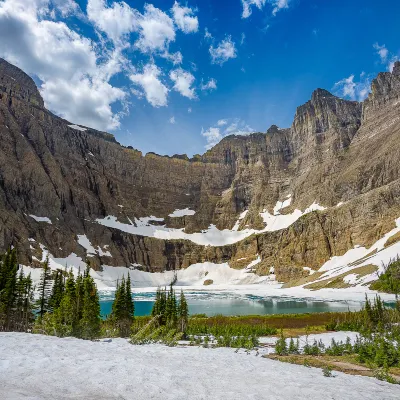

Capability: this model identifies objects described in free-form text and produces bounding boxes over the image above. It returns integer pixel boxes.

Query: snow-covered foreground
[1,333,399,400]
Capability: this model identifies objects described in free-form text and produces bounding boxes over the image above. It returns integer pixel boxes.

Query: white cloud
[204,28,213,40]
[271,0,289,16]
[52,0,81,17]
[169,116,176,124]
[188,107,192,113]
[217,119,227,126]
[171,1,198,34]
[169,68,196,99]
[240,33,246,45]
[130,64,169,107]
[202,127,222,149]
[373,43,389,63]
[209,36,237,65]
[241,0,266,19]
[333,73,371,102]
[134,4,176,54]
[42,76,125,130]
[0,0,125,130]
[87,0,137,44]
[373,43,398,72]
[202,118,255,149]
[162,50,183,65]
[200,78,217,92]
[242,0,289,18]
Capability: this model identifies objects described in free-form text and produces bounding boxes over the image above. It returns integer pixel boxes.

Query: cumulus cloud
[241,0,266,19]
[202,118,254,149]
[0,0,125,130]
[169,116,176,124]
[134,4,176,54]
[171,1,198,34]
[241,0,289,18]
[333,73,371,102]
[271,0,289,16]
[200,78,217,92]
[209,36,237,65]
[52,0,81,17]
[204,28,213,40]
[373,43,398,72]
[169,68,196,99]
[130,64,169,107]
[87,0,137,44]
[162,50,183,65]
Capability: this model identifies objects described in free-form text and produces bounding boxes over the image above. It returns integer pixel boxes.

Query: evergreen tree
[125,274,135,318]
[178,290,189,334]
[80,274,101,340]
[49,269,65,311]
[110,275,135,337]
[53,270,77,336]
[36,256,52,320]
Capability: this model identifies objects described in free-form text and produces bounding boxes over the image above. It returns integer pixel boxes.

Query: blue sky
[0,0,399,156]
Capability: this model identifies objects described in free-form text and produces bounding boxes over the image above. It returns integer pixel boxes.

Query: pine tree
[125,274,134,319]
[36,256,52,320]
[80,274,101,340]
[53,270,77,336]
[49,269,65,311]
[178,290,188,334]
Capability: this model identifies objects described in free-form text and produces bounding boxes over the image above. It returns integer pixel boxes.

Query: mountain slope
[1,57,400,286]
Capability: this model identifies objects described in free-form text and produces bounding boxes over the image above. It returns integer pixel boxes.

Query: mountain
[1,57,400,287]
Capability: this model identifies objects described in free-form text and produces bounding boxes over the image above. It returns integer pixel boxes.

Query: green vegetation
[370,257,400,296]
[0,249,34,332]
[130,285,189,346]
[273,296,400,384]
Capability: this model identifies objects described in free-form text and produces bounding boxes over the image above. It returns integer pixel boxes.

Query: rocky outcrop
[1,57,400,283]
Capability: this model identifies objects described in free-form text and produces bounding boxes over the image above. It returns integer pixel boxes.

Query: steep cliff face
[1,57,400,285]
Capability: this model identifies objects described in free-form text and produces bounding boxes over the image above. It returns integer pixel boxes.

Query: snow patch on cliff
[29,215,52,224]
[168,208,196,217]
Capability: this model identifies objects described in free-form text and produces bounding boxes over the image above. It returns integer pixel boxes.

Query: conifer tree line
[0,249,34,332]
[151,284,189,334]
[0,249,135,340]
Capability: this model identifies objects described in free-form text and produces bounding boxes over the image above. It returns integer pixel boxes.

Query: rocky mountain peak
[311,88,335,102]
[0,58,44,108]
[267,124,280,134]
[393,61,400,76]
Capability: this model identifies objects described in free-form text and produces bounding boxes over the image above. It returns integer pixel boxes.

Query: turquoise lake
[98,291,375,318]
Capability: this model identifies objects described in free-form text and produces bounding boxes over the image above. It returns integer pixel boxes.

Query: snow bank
[68,124,87,131]
[29,215,52,224]
[96,201,327,246]
[1,333,398,400]
[90,261,274,290]
[313,217,400,286]
[168,208,196,217]
[77,234,112,258]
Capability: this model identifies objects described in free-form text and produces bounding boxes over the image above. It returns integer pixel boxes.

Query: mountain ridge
[1,57,400,287]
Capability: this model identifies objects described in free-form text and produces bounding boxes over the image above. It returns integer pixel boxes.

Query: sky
[0,0,399,156]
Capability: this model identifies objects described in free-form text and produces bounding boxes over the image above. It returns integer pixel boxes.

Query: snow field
[0,333,399,400]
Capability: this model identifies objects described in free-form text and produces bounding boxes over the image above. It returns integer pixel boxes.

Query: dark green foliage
[48,269,65,311]
[0,249,34,331]
[275,331,288,355]
[288,337,300,354]
[326,295,400,332]
[109,275,135,337]
[80,273,101,340]
[186,315,277,337]
[150,284,188,335]
[36,264,101,340]
[36,256,53,319]
[370,257,400,296]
